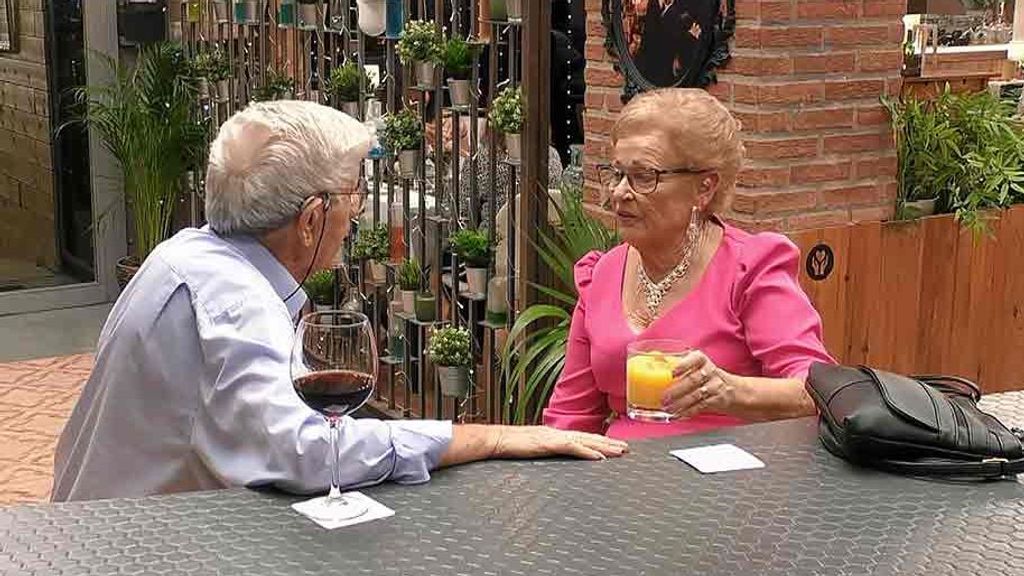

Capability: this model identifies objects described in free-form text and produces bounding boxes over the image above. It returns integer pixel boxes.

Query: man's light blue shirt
[52,226,452,501]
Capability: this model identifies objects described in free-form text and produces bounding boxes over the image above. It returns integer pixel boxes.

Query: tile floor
[0,353,93,505]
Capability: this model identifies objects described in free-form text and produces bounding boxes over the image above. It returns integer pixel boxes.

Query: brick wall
[583,0,905,231]
[0,0,55,267]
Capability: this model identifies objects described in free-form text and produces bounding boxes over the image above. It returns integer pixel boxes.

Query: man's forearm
[437,424,503,468]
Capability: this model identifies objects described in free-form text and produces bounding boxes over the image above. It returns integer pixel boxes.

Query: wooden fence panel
[791,205,1024,393]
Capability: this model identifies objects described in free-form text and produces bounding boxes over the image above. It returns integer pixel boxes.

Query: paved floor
[0,303,110,363]
[0,353,93,505]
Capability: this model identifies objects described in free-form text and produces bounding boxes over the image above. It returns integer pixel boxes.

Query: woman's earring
[686,206,704,245]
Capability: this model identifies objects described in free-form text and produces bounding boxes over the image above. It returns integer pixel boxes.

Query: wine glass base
[301,495,369,522]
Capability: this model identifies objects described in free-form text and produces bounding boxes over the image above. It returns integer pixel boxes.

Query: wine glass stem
[327,416,342,502]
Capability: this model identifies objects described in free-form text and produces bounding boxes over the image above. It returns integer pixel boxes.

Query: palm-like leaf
[500,183,619,425]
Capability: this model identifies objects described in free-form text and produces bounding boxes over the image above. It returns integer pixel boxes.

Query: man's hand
[492,426,629,461]
[438,425,628,468]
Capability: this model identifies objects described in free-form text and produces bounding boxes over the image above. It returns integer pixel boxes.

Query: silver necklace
[634,216,705,326]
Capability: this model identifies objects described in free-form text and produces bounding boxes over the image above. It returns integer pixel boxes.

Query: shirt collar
[209,225,308,320]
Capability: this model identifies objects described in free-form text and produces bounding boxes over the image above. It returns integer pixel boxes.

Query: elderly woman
[543,89,834,440]
[53,101,626,502]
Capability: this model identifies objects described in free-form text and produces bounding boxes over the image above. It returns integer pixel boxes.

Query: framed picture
[0,0,18,53]
[601,0,734,101]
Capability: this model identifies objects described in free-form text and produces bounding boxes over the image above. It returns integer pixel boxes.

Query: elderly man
[52,101,626,502]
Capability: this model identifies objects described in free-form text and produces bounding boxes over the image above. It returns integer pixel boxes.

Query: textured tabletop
[3,392,1024,576]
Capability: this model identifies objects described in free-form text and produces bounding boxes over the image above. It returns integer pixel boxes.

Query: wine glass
[290,310,378,521]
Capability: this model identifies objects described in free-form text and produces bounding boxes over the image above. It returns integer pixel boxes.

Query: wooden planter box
[788,205,1024,393]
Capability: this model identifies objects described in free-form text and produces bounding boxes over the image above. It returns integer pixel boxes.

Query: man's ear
[297,196,326,247]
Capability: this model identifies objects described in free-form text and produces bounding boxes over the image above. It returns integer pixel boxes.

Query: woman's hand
[661,350,736,419]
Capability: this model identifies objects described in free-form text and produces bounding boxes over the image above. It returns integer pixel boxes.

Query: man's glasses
[597,164,710,195]
[321,178,368,214]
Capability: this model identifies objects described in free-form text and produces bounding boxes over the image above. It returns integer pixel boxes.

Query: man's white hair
[205,100,373,235]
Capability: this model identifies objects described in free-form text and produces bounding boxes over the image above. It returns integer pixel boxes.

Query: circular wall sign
[805,243,834,282]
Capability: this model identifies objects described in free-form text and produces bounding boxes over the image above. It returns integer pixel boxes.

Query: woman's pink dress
[542,223,835,440]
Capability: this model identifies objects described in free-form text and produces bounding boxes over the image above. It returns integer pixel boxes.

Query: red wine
[293,370,374,417]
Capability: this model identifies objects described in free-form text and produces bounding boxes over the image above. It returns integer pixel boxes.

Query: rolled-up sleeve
[189,294,452,494]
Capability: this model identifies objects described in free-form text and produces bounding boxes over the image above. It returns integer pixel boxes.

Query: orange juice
[626,340,690,422]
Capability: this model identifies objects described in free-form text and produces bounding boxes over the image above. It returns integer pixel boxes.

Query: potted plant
[326,60,373,117]
[414,290,437,322]
[442,36,477,108]
[396,258,422,314]
[397,20,444,89]
[449,227,491,294]
[489,86,523,163]
[427,326,473,397]
[352,223,390,283]
[252,67,294,102]
[234,0,264,24]
[303,269,335,311]
[193,47,232,102]
[297,0,321,30]
[212,0,230,23]
[76,43,207,289]
[380,108,423,179]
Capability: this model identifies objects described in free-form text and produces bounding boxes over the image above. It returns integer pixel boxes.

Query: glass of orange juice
[626,340,690,422]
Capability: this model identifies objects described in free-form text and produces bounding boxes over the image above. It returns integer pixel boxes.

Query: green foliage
[380,108,423,153]
[500,182,620,424]
[191,46,232,82]
[442,37,477,79]
[397,258,423,291]
[351,223,389,261]
[326,60,373,103]
[397,20,444,65]
[303,270,335,305]
[252,67,294,102]
[488,86,523,134]
[882,88,1024,233]
[427,326,471,367]
[449,227,491,267]
[74,42,207,261]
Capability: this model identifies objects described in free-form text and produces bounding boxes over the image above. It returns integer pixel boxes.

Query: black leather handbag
[806,363,1024,479]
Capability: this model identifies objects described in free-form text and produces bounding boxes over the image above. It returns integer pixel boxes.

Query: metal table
[4,393,1024,576]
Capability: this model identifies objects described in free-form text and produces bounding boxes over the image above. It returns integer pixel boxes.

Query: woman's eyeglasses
[597,164,710,195]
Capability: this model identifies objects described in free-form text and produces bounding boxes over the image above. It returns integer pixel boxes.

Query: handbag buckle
[983,457,1009,464]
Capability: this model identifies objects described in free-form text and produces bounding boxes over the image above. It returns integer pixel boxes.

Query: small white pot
[298,3,320,29]
[400,290,416,314]
[437,365,472,398]
[415,61,436,89]
[398,149,419,179]
[466,267,487,295]
[356,0,386,36]
[448,78,472,108]
[504,133,521,163]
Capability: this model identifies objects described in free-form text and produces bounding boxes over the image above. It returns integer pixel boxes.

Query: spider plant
[75,42,207,263]
[500,182,619,425]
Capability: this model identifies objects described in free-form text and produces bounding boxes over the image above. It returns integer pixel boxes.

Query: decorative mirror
[601,0,735,101]
[0,0,17,53]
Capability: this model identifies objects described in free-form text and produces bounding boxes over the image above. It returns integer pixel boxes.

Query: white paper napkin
[291,491,395,530]
[670,443,766,474]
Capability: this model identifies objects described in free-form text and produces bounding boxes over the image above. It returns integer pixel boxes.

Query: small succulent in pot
[489,86,523,162]
[396,258,423,313]
[303,269,335,310]
[326,60,374,106]
[380,108,424,179]
[449,227,491,295]
[397,20,444,88]
[442,37,478,108]
[427,325,473,397]
[351,223,390,283]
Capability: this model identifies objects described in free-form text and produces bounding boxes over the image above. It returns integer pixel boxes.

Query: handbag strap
[871,456,1024,479]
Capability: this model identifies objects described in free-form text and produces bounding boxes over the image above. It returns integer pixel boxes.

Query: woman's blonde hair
[612,88,744,213]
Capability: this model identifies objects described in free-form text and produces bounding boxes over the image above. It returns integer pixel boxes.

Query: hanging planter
[357,0,386,36]
[450,227,492,294]
[414,292,437,322]
[427,327,472,397]
[380,109,424,180]
[415,61,436,90]
[504,133,521,163]
[397,21,444,89]
[437,366,472,397]
[489,86,523,163]
[234,0,262,24]
[398,149,419,179]
[212,1,230,23]
[443,37,478,108]
[352,223,389,284]
[326,61,373,118]
[298,0,321,30]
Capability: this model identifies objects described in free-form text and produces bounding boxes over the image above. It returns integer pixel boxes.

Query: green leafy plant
[379,108,423,153]
[427,326,472,367]
[252,67,294,102]
[882,88,1024,232]
[351,223,389,261]
[192,46,232,82]
[303,269,335,306]
[449,227,491,267]
[442,37,477,80]
[500,182,620,424]
[489,86,523,134]
[397,20,444,65]
[397,258,423,291]
[74,42,207,262]
[326,60,372,103]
